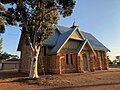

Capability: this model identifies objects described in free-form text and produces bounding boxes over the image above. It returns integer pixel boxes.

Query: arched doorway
[82,53,89,71]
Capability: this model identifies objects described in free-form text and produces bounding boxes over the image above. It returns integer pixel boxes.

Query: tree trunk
[29,46,40,79]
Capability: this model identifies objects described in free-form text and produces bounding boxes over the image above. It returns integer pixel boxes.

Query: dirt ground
[0,68,120,90]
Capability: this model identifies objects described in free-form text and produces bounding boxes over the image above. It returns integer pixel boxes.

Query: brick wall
[19,44,108,74]
[94,50,108,70]
[19,43,31,73]
[94,50,102,70]
[58,50,78,74]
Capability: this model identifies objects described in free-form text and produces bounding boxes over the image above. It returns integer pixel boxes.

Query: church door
[82,53,89,71]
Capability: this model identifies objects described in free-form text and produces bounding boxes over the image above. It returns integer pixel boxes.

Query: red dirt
[0,68,120,90]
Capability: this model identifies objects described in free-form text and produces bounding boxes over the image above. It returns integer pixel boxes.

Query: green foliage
[0,52,19,61]
[56,0,76,17]
[0,0,75,45]
[0,52,10,60]
[1,0,18,4]
[107,56,113,65]
[0,17,5,33]
[116,56,120,60]
[0,2,7,33]
[112,56,120,65]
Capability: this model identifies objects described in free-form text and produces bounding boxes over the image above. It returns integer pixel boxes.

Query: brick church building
[18,25,110,74]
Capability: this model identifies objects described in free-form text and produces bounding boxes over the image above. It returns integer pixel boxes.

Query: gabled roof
[43,29,60,46]
[81,31,110,52]
[51,27,81,53]
[77,39,95,54]
[17,25,110,53]
[50,26,109,53]
[57,26,71,33]
[75,40,87,53]
[57,26,85,39]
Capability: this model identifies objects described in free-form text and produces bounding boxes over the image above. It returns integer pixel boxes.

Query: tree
[115,56,120,65]
[0,2,7,33]
[0,38,2,51]
[0,52,19,61]
[0,0,76,79]
[0,52,11,61]
[107,56,113,65]
[116,56,120,60]
[0,2,7,13]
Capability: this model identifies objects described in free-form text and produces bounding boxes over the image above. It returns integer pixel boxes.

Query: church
[18,25,110,74]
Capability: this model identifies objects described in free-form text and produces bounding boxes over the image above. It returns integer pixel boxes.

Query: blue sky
[1,0,120,60]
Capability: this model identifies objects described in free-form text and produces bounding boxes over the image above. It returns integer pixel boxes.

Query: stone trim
[77,55,84,73]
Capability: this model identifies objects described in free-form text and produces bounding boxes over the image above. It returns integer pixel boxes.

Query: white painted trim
[56,27,94,54]
[77,28,86,40]
[87,40,95,55]
[78,40,87,54]
[78,39,95,55]
[57,27,78,53]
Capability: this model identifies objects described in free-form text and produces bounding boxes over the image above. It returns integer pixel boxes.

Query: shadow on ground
[0,70,28,79]
[0,68,120,90]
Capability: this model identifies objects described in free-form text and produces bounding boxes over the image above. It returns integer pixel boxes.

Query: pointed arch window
[66,54,69,64]
[70,54,73,65]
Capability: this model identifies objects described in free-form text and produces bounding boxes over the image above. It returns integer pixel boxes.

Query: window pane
[71,54,73,65]
[66,54,69,64]
[44,46,46,56]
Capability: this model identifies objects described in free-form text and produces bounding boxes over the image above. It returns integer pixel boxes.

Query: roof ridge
[57,25,70,28]
[51,27,78,53]
[81,31,92,35]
